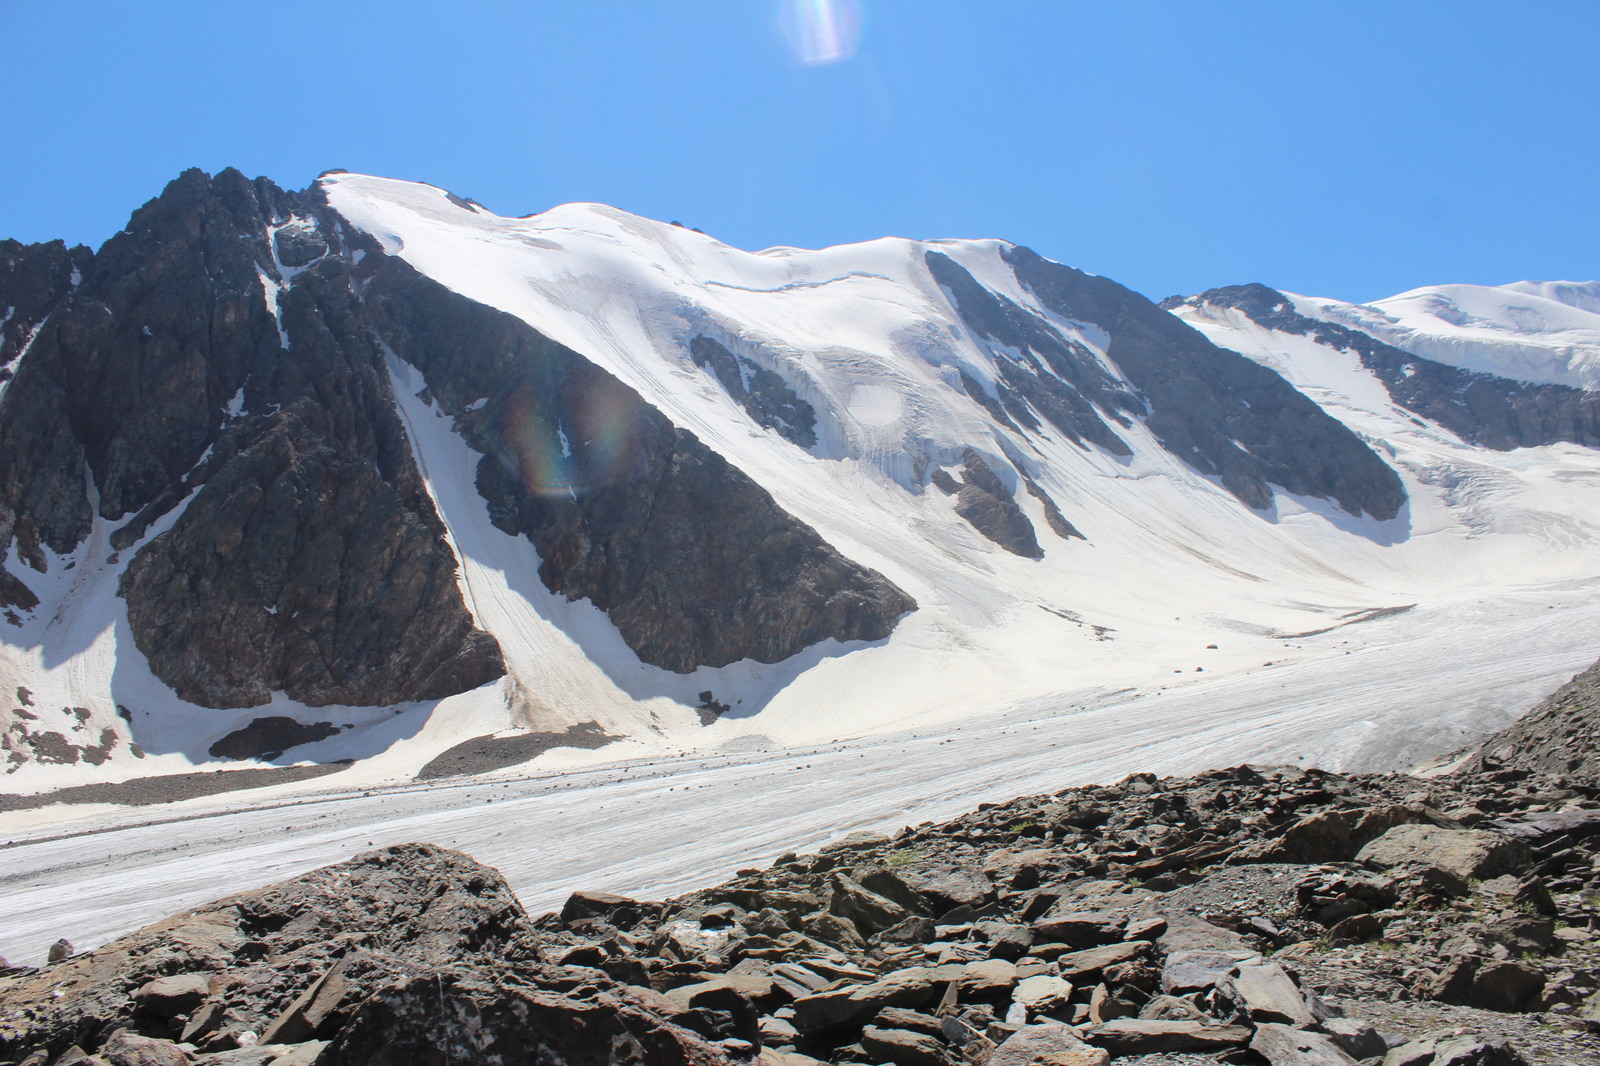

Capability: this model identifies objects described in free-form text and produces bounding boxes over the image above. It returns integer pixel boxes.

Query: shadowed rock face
[949,450,1042,559]
[364,260,917,673]
[1181,282,1600,451]
[0,238,90,375]
[0,169,504,708]
[0,167,913,710]
[927,251,1142,454]
[690,334,818,448]
[1001,249,1408,521]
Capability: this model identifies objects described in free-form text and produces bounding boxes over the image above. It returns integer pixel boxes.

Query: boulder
[1052,941,1147,979]
[1381,1033,1531,1066]
[99,1031,192,1066]
[1160,949,1259,993]
[1425,955,1545,1012]
[133,974,211,1019]
[316,972,735,1065]
[1235,805,1423,864]
[899,865,992,911]
[560,889,653,927]
[1251,1023,1357,1066]
[1083,1018,1251,1055]
[1355,825,1531,881]
[860,1025,958,1066]
[829,874,909,936]
[989,1022,1108,1066]
[1031,912,1124,947]
[1218,961,1318,1026]
[1012,975,1074,1012]
[1322,1017,1389,1060]
[791,964,963,1035]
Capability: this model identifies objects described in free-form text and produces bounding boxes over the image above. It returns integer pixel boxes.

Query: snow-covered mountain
[1300,280,1600,390]
[3,168,1599,794]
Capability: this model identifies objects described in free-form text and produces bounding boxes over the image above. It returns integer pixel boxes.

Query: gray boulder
[1251,1023,1357,1066]
[1355,825,1531,881]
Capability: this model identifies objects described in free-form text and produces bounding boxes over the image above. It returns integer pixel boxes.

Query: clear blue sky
[3,1,1595,303]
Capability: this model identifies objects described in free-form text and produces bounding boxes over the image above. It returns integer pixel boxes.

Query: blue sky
[3,1,1595,302]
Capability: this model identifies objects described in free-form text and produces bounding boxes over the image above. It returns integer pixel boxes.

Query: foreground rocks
[3,761,1598,1065]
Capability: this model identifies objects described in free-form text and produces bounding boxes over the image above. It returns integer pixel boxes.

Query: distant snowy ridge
[1298,280,1600,390]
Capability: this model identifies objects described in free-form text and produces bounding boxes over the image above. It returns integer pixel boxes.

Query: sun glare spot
[779,0,862,66]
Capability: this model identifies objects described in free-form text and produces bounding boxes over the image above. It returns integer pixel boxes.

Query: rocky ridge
[0,167,914,728]
[1465,656,1600,780]
[3,760,1596,1066]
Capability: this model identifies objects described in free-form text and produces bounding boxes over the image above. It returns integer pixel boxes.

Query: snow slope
[1299,280,1600,390]
[5,174,1600,810]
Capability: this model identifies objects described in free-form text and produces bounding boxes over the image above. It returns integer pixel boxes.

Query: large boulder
[317,972,736,1066]
[1356,825,1531,881]
[0,844,539,1063]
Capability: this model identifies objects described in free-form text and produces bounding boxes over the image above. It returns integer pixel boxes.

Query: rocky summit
[3,752,1597,1066]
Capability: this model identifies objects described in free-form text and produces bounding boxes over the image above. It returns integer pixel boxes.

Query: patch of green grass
[885,848,920,868]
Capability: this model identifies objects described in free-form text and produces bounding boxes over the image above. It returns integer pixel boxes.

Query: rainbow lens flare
[779,0,862,66]
[490,376,647,499]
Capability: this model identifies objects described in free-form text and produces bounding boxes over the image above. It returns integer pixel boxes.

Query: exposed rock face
[1468,655,1600,778]
[1182,282,1600,451]
[944,450,1042,559]
[1,166,916,715]
[927,251,1141,453]
[690,335,818,448]
[0,237,90,375]
[1003,250,1408,520]
[0,168,504,709]
[207,717,343,761]
[363,259,915,673]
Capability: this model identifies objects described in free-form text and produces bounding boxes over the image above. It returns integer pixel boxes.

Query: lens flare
[490,377,646,499]
[779,0,862,66]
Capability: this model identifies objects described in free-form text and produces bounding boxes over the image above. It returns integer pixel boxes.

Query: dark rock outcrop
[207,717,343,761]
[363,258,915,673]
[320,971,736,1066]
[943,450,1042,559]
[0,169,504,710]
[1181,282,1600,451]
[690,335,818,448]
[927,251,1141,454]
[0,844,548,1062]
[0,237,90,374]
[1003,249,1408,519]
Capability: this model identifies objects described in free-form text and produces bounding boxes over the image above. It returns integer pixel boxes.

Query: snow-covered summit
[1297,280,1600,390]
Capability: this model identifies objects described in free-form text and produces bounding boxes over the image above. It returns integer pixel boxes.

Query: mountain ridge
[1,167,1598,793]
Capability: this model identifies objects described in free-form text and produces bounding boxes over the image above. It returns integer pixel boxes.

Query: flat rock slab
[1052,941,1148,978]
[1252,1022,1358,1066]
[991,1022,1109,1066]
[1013,974,1074,1009]
[1084,1018,1252,1055]
[861,1024,957,1066]
[1224,961,1318,1026]
[1031,911,1125,947]
[1355,825,1531,881]
[1161,949,1260,993]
